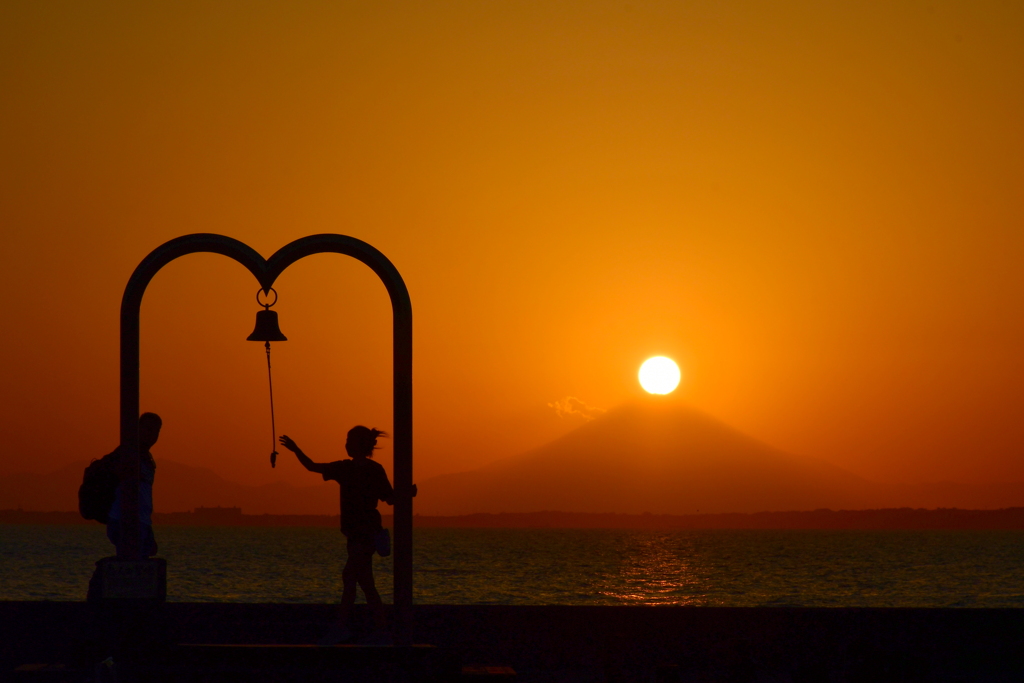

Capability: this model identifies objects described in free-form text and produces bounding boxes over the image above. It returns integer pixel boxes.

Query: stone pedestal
[87,557,166,602]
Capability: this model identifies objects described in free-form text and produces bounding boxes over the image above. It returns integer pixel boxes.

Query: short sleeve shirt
[321,458,394,536]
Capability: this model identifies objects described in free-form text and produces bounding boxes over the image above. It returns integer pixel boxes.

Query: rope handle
[265,341,279,468]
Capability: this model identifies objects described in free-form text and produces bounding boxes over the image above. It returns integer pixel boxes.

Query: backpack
[78,449,120,524]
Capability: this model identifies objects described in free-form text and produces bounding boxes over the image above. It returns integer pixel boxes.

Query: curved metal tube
[120,233,413,643]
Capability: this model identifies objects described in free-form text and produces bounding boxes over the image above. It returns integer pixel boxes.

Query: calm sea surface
[2,525,1023,607]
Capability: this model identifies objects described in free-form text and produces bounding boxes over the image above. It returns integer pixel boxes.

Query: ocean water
[2,525,1023,607]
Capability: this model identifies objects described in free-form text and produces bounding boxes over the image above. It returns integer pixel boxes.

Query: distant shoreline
[3,507,1024,530]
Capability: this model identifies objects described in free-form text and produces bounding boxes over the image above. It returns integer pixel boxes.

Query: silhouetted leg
[342,542,385,632]
[354,551,386,631]
[317,546,360,645]
[337,550,360,627]
[106,520,158,558]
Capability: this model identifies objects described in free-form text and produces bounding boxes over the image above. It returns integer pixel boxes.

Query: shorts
[345,534,376,555]
[342,508,381,550]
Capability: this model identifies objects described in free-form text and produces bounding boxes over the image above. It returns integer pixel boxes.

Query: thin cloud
[548,396,606,421]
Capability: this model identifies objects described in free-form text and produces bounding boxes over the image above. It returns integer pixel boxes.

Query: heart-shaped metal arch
[116,233,413,640]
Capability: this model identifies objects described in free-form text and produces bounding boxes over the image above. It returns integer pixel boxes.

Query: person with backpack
[80,412,162,557]
[278,426,415,645]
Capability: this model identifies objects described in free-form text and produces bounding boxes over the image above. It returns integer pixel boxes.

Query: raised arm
[278,435,329,475]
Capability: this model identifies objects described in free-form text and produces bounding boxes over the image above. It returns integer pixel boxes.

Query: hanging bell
[249,287,286,469]
[247,309,288,342]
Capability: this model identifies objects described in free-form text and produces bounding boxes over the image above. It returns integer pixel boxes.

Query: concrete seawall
[2,602,1022,681]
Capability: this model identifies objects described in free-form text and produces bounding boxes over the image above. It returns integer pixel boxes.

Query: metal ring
[256,287,278,308]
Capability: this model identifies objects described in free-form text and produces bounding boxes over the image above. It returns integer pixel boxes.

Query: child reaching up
[279,426,414,645]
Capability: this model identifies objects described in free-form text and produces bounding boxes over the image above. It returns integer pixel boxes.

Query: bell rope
[265,340,279,468]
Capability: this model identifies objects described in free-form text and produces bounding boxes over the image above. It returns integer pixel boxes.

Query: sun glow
[638,357,681,395]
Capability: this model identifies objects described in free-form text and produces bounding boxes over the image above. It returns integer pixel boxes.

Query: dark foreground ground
[2,602,1022,682]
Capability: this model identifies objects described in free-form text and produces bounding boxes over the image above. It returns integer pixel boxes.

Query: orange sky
[2,1,1023,502]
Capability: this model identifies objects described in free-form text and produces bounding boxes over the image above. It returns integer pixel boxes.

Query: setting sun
[638,357,681,395]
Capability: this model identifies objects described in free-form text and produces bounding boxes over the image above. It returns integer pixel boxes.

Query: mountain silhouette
[0,459,338,515]
[418,398,1024,514]
[418,397,889,515]
[6,402,1024,516]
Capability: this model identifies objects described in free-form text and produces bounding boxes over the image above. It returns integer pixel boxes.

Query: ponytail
[347,425,388,457]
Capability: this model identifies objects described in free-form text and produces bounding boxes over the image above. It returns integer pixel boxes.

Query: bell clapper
[247,287,287,468]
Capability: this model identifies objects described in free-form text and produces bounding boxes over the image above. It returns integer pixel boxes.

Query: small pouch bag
[374,527,391,557]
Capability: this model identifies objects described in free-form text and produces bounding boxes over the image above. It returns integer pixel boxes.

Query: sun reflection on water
[595,532,715,606]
